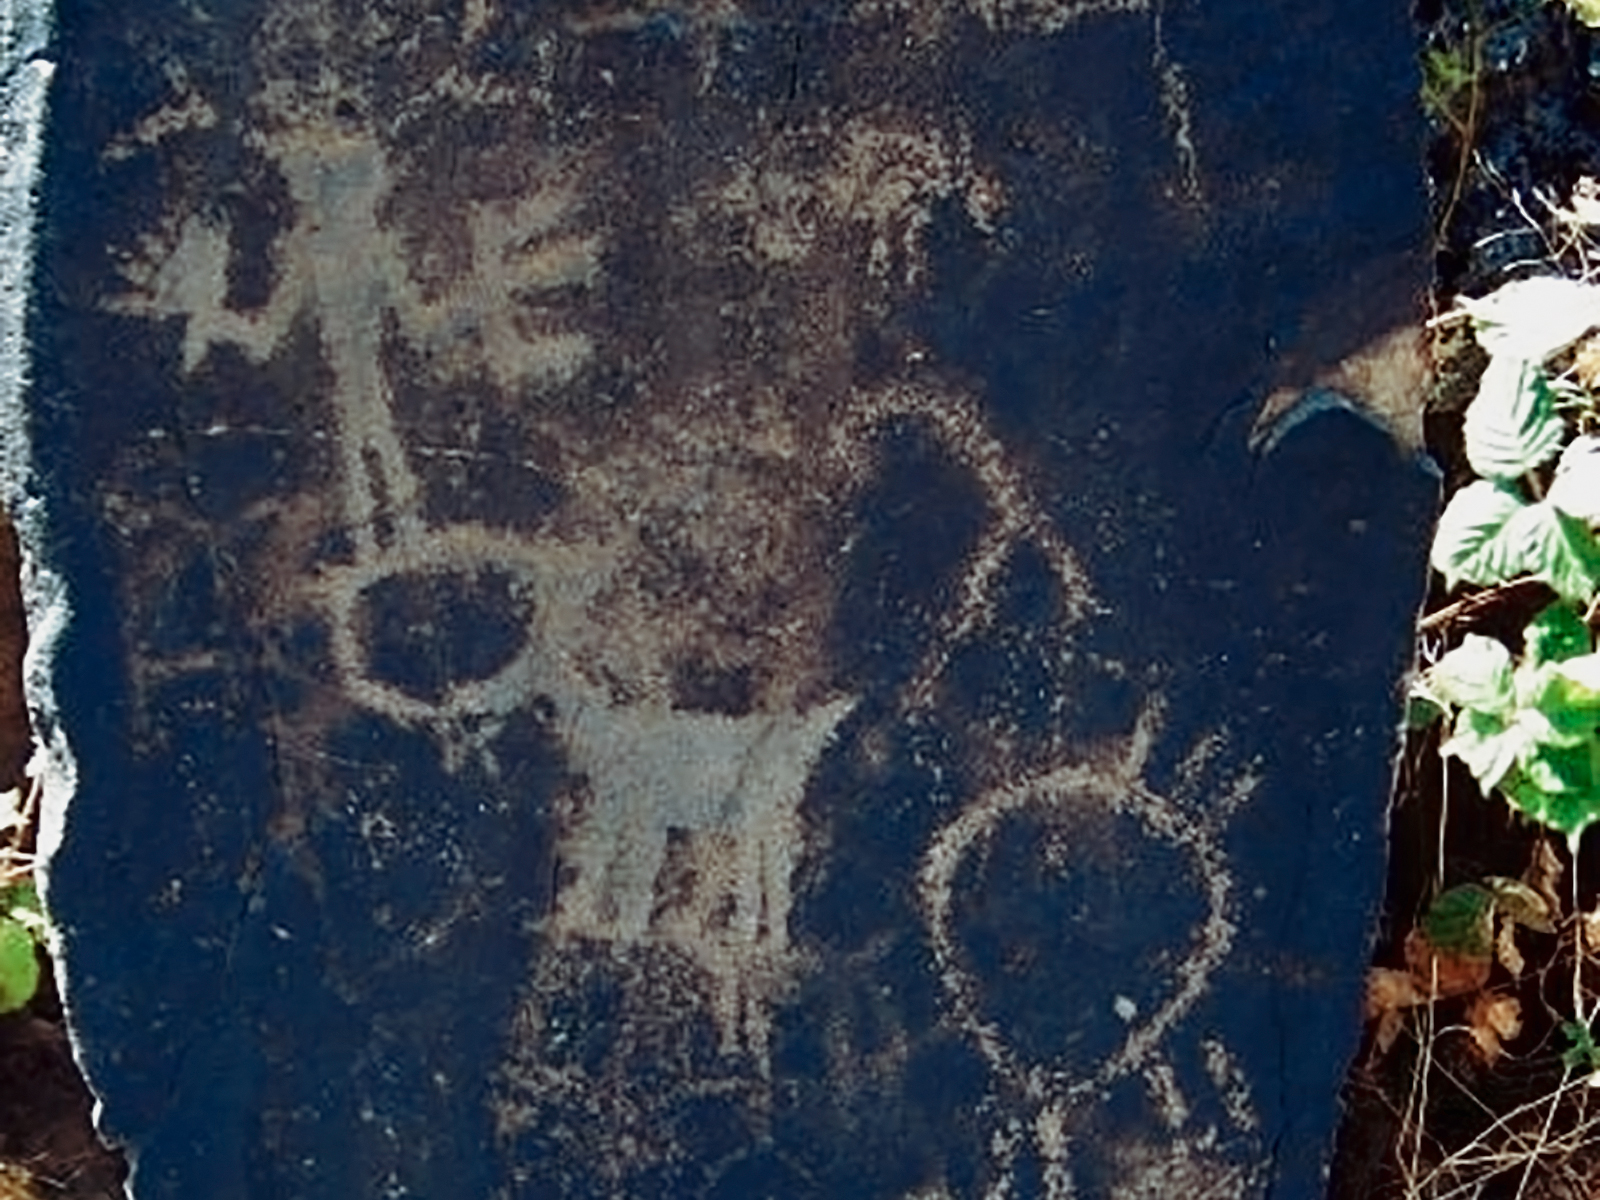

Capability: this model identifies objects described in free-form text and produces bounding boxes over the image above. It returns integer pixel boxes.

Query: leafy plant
[0,880,42,1014]
[1562,1019,1600,1072]
[1417,278,1600,844]
[1366,878,1548,1060]
[1415,609,1600,837]
[1421,880,1498,957]
[1567,0,1600,29]
[1421,43,1478,125]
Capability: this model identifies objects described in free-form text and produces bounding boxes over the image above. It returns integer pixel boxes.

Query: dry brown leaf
[1525,837,1565,917]
[1466,992,1522,1064]
[1484,993,1523,1038]
[1497,918,1526,978]
[1374,1008,1407,1059]
[1366,967,1426,1056]
[1578,333,1600,391]
[1367,921,1506,1061]
[1366,967,1425,1018]
[1405,927,1492,998]
[1583,909,1600,956]
[1488,876,1556,934]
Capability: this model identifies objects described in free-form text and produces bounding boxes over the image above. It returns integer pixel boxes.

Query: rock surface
[28,0,1433,1196]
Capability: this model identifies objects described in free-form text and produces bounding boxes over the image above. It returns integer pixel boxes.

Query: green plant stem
[1436,27,1484,251]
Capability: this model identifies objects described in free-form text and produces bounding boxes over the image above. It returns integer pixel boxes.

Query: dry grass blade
[1403,1073,1594,1199]
[0,775,38,888]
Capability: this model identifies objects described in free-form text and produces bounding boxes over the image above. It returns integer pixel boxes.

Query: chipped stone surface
[29,0,1431,1196]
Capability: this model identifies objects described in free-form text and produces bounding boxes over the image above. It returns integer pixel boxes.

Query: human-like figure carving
[76,0,1418,1194]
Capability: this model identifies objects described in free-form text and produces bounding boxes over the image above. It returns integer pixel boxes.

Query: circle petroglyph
[916,700,1265,1195]
[87,1,1292,1193]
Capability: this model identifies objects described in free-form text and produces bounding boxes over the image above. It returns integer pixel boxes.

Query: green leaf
[1438,497,1600,603]
[1406,692,1445,729]
[1554,654,1600,709]
[1449,647,1600,835]
[1570,0,1600,29]
[1424,634,1515,714]
[1464,358,1566,481]
[1563,1020,1600,1073]
[1526,603,1593,666]
[1530,654,1600,713]
[1507,502,1600,603]
[1457,278,1600,361]
[1516,667,1600,749]
[0,881,43,938]
[0,880,39,914]
[0,916,38,1014]
[1548,435,1600,525]
[1434,633,1600,807]
[1442,706,1531,790]
[1421,45,1474,114]
[1431,481,1530,590]
[1515,690,1590,752]
[1518,738,1591,793]
[1499,750,1600,838]
[1422,883,1496,958]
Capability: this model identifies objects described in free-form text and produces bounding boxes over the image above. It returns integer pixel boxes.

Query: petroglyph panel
[30,0,1433,1196]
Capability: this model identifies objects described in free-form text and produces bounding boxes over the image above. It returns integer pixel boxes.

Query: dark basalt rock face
[28,0,1432,1196]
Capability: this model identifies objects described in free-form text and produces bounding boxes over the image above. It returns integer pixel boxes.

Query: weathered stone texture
[29,0,1431,1196]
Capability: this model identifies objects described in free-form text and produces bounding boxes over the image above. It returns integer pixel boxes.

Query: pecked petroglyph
[969,0,1147,33]
[854,0,1142,37]
[102,82,217,163]
[1105,1136,1262,1200]
[107,110,863,1059]
[104,77,1093,1067]
[549,694,857,1056]
[78,1,1335,1192]
[841,0,1201,197]
[1200,1037,1258,1135]
[698,119,1003,288]
[107,119,1236,1200]
[917,699,1264,1195]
